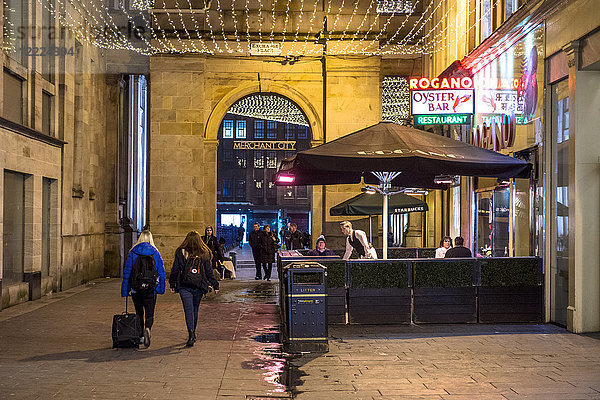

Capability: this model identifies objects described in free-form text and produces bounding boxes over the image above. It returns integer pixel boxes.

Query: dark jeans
[131,291,157,333]
[251,248,262,279]
[179,287,205,333]
[261,262,273,280]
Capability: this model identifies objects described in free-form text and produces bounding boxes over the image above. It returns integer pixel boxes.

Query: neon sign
[472,114,515,151]
[410,77,475,117]
[409,77,474,90]
[415,114,471,125]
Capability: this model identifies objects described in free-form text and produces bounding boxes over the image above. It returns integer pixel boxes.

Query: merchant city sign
[234,141,296,150]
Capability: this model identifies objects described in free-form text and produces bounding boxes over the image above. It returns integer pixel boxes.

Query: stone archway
[204,82,322,144]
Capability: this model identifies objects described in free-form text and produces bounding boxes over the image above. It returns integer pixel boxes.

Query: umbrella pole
[369,215,372,244]
[383,193,389,260]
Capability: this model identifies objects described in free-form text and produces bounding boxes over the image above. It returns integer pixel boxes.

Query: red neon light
[277,175,295,183]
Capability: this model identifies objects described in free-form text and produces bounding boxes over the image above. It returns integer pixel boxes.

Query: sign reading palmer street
[233,141,296,150]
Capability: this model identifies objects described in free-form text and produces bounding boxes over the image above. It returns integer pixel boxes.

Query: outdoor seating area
[278,252,543,325]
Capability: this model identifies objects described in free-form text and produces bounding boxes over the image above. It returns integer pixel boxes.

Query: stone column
[564,41,600,333]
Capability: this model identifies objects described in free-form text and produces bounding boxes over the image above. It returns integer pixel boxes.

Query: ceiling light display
[27,0,488,57]
[382,76,410,125]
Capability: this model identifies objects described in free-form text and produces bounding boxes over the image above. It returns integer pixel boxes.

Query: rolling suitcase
[112,296,141,348]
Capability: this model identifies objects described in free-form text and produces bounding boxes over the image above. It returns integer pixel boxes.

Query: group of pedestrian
[249,223,279,281]
[121,229,220,349]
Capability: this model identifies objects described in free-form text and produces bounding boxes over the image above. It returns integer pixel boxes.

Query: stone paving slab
[2,274,600,399]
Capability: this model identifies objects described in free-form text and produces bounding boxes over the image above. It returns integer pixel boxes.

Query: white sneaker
[143,328,151,348]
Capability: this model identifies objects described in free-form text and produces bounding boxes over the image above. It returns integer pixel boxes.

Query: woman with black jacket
[201,226,224,277]
[260,225,279,281]
[169,231,220,347]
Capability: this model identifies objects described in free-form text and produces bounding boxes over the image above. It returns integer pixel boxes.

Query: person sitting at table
[307,235,336,256]
[435,236,453,258]
[444,236,472,258]
[340,221,378,260]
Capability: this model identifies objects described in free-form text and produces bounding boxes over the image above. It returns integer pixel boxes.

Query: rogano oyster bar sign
[410,77,475,124]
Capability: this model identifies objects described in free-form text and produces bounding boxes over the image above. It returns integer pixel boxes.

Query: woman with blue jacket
[121,230,166,348]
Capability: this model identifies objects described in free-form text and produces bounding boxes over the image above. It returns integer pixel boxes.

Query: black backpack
[181,256,204,288]
[130,254,158,293]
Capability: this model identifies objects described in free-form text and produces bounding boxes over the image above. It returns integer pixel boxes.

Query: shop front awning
[330,192,428,216]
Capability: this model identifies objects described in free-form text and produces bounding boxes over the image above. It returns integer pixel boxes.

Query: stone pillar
[564,41,600,333]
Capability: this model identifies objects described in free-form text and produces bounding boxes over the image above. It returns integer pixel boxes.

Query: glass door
[475,186,510,257]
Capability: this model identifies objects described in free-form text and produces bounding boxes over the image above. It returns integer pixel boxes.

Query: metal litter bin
[281,262,328,353]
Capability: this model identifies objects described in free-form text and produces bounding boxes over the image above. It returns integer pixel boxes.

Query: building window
[223,149,233,164]
[377,0,412,13]
[382,76,410,125]
[41,178,56,278]
[504,0,518,20]
[254,120,265,139]
[236,180,246,199]
[285,125,295,140]
[481,0,493,41]
[297,125,308,139]
[236,150,246,168]
[254,180,263,197]
[3,0,27,64]
[42,91,53,136]
[284,186,295,198]
[297,185,308,199]
[267,181,277,198]
[223,119,234,138]
[267,121,277,139]
[254,150,264,169]
[222,178,232,198]
[3,171,25,286]
[266,151,277,169]
[3,70,23,124]
[236,120,246,139]
[42,2,55,83]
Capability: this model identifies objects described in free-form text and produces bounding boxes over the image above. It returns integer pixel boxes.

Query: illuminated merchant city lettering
[233,141,296,150]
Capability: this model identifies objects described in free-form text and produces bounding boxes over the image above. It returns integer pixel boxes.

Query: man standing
[248,223,264,279]
[340,221,378,260]
[288,223,304,250]
[444,236,473,258]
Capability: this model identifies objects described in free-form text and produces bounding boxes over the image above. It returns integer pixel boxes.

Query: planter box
[413,287,477,323]
[326,287,346,324]
[478,286,543,323]
[349,287,411,324]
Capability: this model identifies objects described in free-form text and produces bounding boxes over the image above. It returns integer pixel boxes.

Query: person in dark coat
[169,231,220,347]
[202,226,224,277]
[121,230,166,348]
[248,223,264,280]
[260,225,279,281]
[289,223,303,250]
[444,236,473,258]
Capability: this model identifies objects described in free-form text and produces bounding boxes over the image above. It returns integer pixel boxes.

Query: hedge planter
[413,260,477,324]
[348,261,411,324]
[478,258,543,323]
[323,261,347,324]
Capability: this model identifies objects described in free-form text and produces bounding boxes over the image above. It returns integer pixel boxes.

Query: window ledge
[0,117,66,148]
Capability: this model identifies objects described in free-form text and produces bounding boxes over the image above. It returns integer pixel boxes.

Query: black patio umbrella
[330,192,429,243]
[274,122,532,258]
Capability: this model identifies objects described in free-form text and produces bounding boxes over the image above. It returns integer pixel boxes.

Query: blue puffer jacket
[121,242,166,297]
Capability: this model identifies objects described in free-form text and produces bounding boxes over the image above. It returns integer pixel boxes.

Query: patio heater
[363,171,405,260]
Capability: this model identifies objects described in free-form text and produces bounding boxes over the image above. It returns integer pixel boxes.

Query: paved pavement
[0,251,599,399]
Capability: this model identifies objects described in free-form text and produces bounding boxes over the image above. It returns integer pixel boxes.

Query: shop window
[3,0,27,64]
[3,171,25,285]
[254,150,264,169]
[254,180,263,197]
[3,70,24,124]
[41,178,57,278]
[223,119,234,138]
[254,120,265,139]
[235,150,246,168]
[266,151,277,169]
[284,186,295,198]
[42,91,53,136]
[236,120,246,139]
[267,121,277,139]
